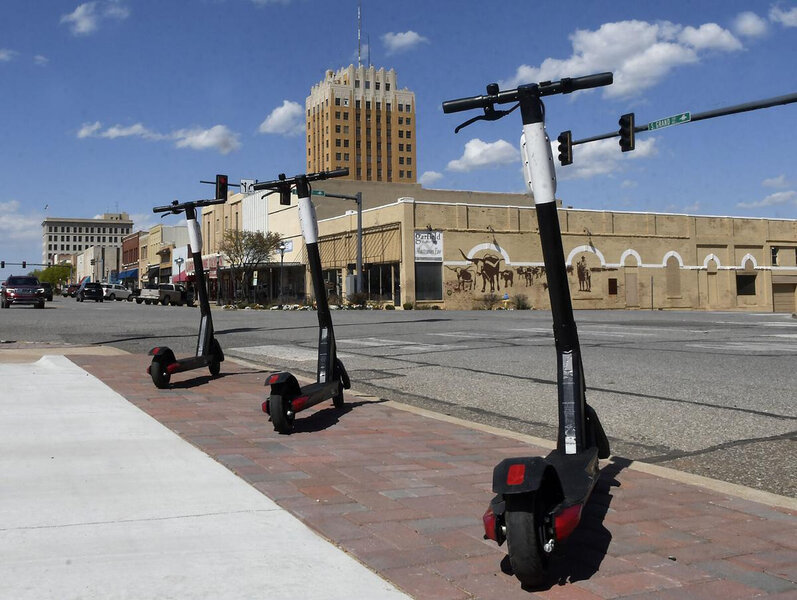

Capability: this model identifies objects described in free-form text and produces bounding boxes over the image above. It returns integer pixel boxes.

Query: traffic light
[557,130,573,166]
[22,261,26,269]
[216,174,228,200]
[619,113,635,152]
[277,173,291,206]
[1,261,4,269]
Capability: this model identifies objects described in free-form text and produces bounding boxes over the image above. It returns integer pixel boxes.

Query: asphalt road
[2,296,795,497]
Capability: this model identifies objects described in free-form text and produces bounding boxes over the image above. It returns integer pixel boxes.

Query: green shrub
[402,302,414,310]
[477,293,501,310]
[347,292,369,308]
[384,304,396,310]
[513,293,531,310]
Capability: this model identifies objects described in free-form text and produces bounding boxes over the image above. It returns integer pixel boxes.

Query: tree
[29,264,72,288]
[218,229,283,302]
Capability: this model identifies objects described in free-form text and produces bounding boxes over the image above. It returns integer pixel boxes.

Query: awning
[117,268,139,280]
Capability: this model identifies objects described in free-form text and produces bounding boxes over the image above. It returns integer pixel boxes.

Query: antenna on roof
[357,0,362,68]
[367,33,371,67]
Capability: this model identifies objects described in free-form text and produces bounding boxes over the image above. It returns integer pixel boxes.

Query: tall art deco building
[306,65,417,183]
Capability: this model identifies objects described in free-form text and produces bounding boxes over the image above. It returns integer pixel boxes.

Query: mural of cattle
[460,249,502,293]
[500,269,514,287]
[446,266,475,291]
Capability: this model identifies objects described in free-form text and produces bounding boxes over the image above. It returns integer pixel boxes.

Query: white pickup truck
[136,284,193,306]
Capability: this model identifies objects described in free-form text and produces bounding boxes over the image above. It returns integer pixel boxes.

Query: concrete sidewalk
[0,354,409,600]
[2,348,796,599]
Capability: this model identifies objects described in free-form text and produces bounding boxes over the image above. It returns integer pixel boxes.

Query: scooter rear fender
[492,456,561,496]
[148,346,176,364]
[265,372,301,399]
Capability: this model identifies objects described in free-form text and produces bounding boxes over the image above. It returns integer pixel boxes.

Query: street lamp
[175,257,184,283]
[278,241,286,308]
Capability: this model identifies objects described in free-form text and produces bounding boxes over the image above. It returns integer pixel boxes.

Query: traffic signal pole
[564,91,797,155]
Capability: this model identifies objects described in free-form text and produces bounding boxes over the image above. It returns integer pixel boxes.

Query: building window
[386,83,391,91]
[399,156,404,165]
[736,274,756,296]
[335,152,341,160]
[415,262,442,301]
[356,168,362,178]
[398,143,404,151]
[405,104,411,111]
[343,139,349,147]
[407,157,412,165]
[376,102,381,109]
[608,278,618,295]
[356,100,360,109]
[335,125,341,133]
[406,144,412,152]
[399,170,404,178]
[406,130,412,139]
[366,101,371,109]
[343,112,349,120]
[407,170,412,178]
[398,104,403,112]
[386,102,391,111]
[344,153,349,161]
[375,82,380,90]
[343,98,349,106]
[335,138,341,147]
[365,81,370,89]
[406,118,411,125]
[355,79,360,88]
[398,117,403,125]
[334,97,341,105]
[772,247,779,266]
[335,111,341,119]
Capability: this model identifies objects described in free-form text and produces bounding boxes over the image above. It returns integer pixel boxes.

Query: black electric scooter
[443,74,613,587]
[147,176,228,388]
[255,169,351,434]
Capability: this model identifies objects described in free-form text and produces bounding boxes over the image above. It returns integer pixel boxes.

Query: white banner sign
[414,231,443,262]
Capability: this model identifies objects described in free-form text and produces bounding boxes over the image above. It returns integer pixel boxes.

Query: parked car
[137,283,193,306]
[101,283,132,301]
[41,282,53,301]
[76,282,104,302]
[1,275,46,309]
[62,283,80,297]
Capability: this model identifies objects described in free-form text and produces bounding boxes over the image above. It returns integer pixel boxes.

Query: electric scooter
[255,169,351,434]
[443,73,613,587]
[146,176,228,388]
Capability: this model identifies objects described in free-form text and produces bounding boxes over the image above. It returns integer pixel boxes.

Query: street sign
[648,112,691,131]
[290,189,326,196]
[241,179,256,194]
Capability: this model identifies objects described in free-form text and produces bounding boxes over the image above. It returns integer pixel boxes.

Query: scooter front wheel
[269,394,294,434]
[332,381,344,408]
[505,494,548,588]
[150,359,171,389]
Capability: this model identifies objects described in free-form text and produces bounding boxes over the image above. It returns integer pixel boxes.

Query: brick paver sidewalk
[73,354,797,600]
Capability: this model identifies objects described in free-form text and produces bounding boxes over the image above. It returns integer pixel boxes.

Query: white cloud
[770,5,797,27]
[0,49,18,62]
[503,20,742,98]
[258,100,304,136]
[737,190,797,208]
[129,212,160,232]
[620,180,637,189]
[61,1,129,36]
[33,55,49,66]
[172,125,241,154]
[734,11,768,37]
[763,174,790,188]
[447,139,519,172]
[0,200,42,242]
[382,31,429,55]
[419,171,444,186]
[557,136,657,180]
[78,121,240,154]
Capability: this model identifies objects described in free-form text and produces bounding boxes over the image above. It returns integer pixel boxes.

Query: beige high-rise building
[306,65,417,183]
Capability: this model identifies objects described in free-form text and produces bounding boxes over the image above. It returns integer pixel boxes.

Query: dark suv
[1,276,46,309]
[76,282,104,302]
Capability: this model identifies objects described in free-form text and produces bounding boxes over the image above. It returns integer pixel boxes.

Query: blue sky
[1,0,796,277]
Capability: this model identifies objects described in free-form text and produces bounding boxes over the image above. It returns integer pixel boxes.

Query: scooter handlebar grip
[442,95,490,113]
[152,205,173,213]
[566,72,613,92]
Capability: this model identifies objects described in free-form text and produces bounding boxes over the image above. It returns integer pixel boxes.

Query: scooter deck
[544,446,600,507]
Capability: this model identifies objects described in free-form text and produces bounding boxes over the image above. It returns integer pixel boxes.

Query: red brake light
[506,463,526,485]
[267,374,279,385]
[554,504,583,541]
[291,396,309,412]
[482,506,498,541]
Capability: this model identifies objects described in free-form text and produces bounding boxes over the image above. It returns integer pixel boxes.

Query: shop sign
[415,230,443,262]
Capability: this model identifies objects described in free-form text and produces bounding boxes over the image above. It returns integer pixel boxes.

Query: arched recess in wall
[621,249,640,307]
[566,245,607,267]
[705,256,719,308]
[666,255,681,297]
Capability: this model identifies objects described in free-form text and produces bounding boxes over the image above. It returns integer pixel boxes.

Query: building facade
[306,65,417,183]
[41,213,133,266]
[200,180,797,313]
[138,225,189,286]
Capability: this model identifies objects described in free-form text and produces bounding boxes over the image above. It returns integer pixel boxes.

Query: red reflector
[166,362,180,374]
[146,366,151,374]
[267,374,279,385]
[291,396,309,412]
[506,463,526,485]
[261,400,270,414]
[151,347,160,355]
[482,506,498,542]
[554,504,583,541]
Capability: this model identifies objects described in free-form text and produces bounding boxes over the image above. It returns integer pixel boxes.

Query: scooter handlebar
[152,197,228,214]
[252,168,350,191]
[442,72,613,113]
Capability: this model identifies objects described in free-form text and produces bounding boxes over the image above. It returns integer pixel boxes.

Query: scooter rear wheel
[150,359,171,389]
[269,394,294,434]
[505,494,548,588]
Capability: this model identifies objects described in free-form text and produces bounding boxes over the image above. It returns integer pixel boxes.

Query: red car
[1,276,46,309]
